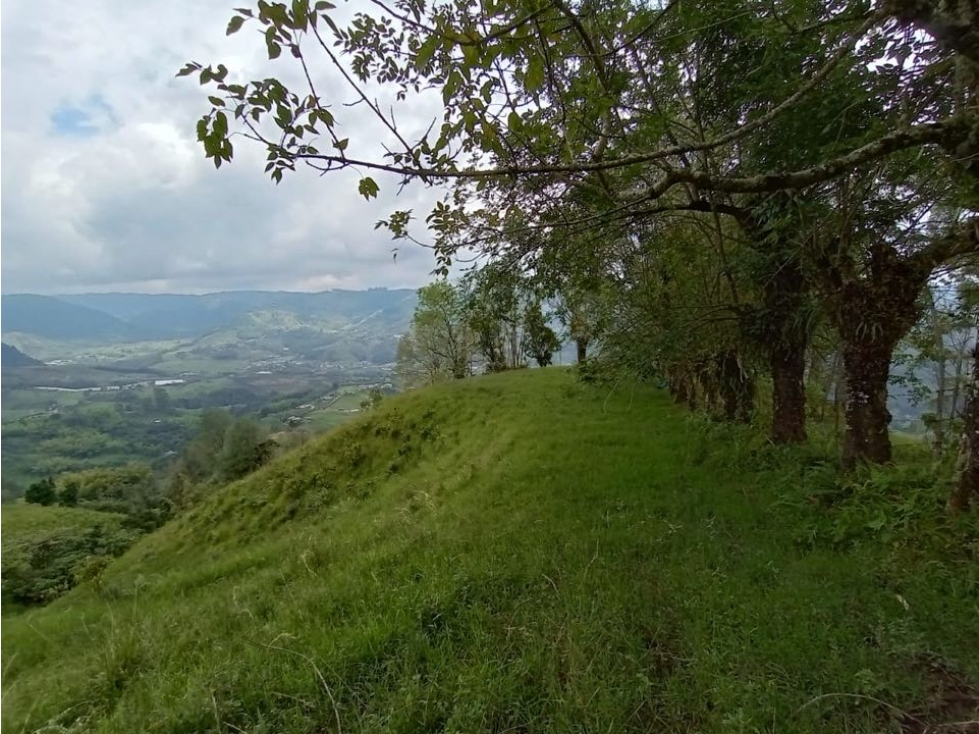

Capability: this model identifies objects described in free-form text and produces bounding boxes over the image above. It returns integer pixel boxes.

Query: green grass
[2,369,976,733]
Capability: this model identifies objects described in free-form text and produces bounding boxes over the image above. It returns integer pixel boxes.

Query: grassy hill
[3,369,976,733]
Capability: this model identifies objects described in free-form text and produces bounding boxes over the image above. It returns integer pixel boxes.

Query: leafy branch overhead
[184,0,978,241]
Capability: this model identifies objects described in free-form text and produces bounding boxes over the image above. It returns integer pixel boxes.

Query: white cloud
[0,0,447,294]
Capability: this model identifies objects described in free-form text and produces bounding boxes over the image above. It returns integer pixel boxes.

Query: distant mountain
[1,294,134,341]
[56,289,417,341]
[2,289,417,344]
[1,342,42,367]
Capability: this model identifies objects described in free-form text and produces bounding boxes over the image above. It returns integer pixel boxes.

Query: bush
[24,478,57,506]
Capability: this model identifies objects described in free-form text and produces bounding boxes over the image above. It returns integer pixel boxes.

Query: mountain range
[2,290,417,343]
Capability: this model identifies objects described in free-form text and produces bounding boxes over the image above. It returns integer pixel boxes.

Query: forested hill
[4,369,976,733]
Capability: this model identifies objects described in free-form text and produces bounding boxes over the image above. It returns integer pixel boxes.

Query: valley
[1,289,416,496]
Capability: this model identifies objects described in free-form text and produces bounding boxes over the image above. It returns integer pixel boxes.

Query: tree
[218,418,273,481]
[396,281,474,385]
[898,284,976,454]
[557,288,607,367]
[808,171,977,467]
[949,276,979,511]
[25,478,57,506]
[182,409,234,481]
[464,265,527,372]
[58,480,80,508]
[521,303,560,368]
[951,338,979,512]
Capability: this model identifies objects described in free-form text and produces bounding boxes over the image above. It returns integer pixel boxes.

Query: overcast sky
[1,0,447,295]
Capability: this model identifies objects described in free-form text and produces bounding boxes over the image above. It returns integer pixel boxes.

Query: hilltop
[3,369,976,733]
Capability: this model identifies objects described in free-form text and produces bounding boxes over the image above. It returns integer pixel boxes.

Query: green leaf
[415,37,438,69]
[226,15,246,35]
[314,0,335,9]
[176,63,201,78]
[443,69,462,105]
[266,27,282,59]
[291,0,308,30]
[507,111,521,132]
[321,13,339,36]
[208,96,226,107]
[213,111,229,137]
[334,138,349,152]
[358,177,379,200]
[525,55,545,92]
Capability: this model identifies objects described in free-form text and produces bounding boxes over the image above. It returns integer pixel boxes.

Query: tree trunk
[770,341,808,444]
[949,341,979,513]
[841,339,895,469]
[697,360,718,414]
[671,372,688,404]
[718,350,754,423]
[576,338,588,364]
[931,305,948,456]
[748,232,810,443]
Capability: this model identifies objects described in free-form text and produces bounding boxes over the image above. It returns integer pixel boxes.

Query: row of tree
[189,0,979,507]
[395,270,563,386]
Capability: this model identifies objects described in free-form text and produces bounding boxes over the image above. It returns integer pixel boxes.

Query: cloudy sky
[1,1,446,294]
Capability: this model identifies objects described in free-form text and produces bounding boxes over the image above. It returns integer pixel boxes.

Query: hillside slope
[3,370,976,733]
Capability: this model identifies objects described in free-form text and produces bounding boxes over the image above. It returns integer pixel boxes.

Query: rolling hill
[1,290,417,367]
[3,369,976,733]
[54,289,417,340]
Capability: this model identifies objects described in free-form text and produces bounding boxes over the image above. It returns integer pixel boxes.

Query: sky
[0,0,447,295]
